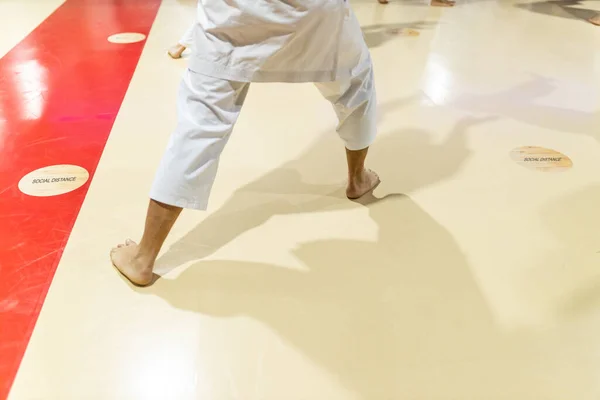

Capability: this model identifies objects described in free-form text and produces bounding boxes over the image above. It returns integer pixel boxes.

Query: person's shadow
[138,114,493,398]
[130,112,598,397]
[147,194,503,398]
[516,0,599,23]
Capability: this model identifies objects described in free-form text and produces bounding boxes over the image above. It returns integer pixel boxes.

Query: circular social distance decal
[107,32,146,44]
[510,146,573,172]
[19,165,90,197]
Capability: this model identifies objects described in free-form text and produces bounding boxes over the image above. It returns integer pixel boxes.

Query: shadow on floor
[516,0,599,23]
[139,113,514,397]
[362,20,438,47]
[449,74,600,140]
[132,111,598,397]
[541,184,600,320]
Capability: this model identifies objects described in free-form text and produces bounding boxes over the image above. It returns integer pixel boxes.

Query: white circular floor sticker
[19,165,89,197]
[510,146,573,172]
[107,32,146,44]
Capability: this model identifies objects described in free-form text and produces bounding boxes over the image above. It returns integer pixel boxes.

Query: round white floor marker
[19,165,89,197]
[107,32,146,44]
[510,146,572,172]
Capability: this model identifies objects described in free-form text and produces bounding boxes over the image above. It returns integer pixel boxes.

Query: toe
[369,169,380,181]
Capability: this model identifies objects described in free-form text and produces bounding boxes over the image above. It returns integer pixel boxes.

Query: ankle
[132,249,156,269]
[348,168,367,183]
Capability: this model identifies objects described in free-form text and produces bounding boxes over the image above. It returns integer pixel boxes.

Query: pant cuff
[149,189,209,211]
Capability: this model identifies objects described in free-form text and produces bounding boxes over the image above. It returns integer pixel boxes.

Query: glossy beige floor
[8,0,600,398]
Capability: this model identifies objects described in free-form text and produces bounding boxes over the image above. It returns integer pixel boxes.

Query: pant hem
[345,136,377,152]
[149,190,209,211]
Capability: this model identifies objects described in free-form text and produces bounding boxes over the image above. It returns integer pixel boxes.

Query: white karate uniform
[150,0,377,210]
[178,24,195,48]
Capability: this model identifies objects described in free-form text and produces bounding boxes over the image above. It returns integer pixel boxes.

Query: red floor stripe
[0,1,161,397]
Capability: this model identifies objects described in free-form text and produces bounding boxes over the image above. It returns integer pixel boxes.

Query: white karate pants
[149,61,377,211]
[178,24,194,48]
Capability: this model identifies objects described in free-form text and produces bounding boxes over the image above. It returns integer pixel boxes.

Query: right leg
[314,11,380,200]
[111,69,249,286]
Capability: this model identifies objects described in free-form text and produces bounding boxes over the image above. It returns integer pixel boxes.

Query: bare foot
[167,44,186,59]
[431,0,455,6]
[347,169,381,200]
[589,15,600,25]
[110,240,154,286]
